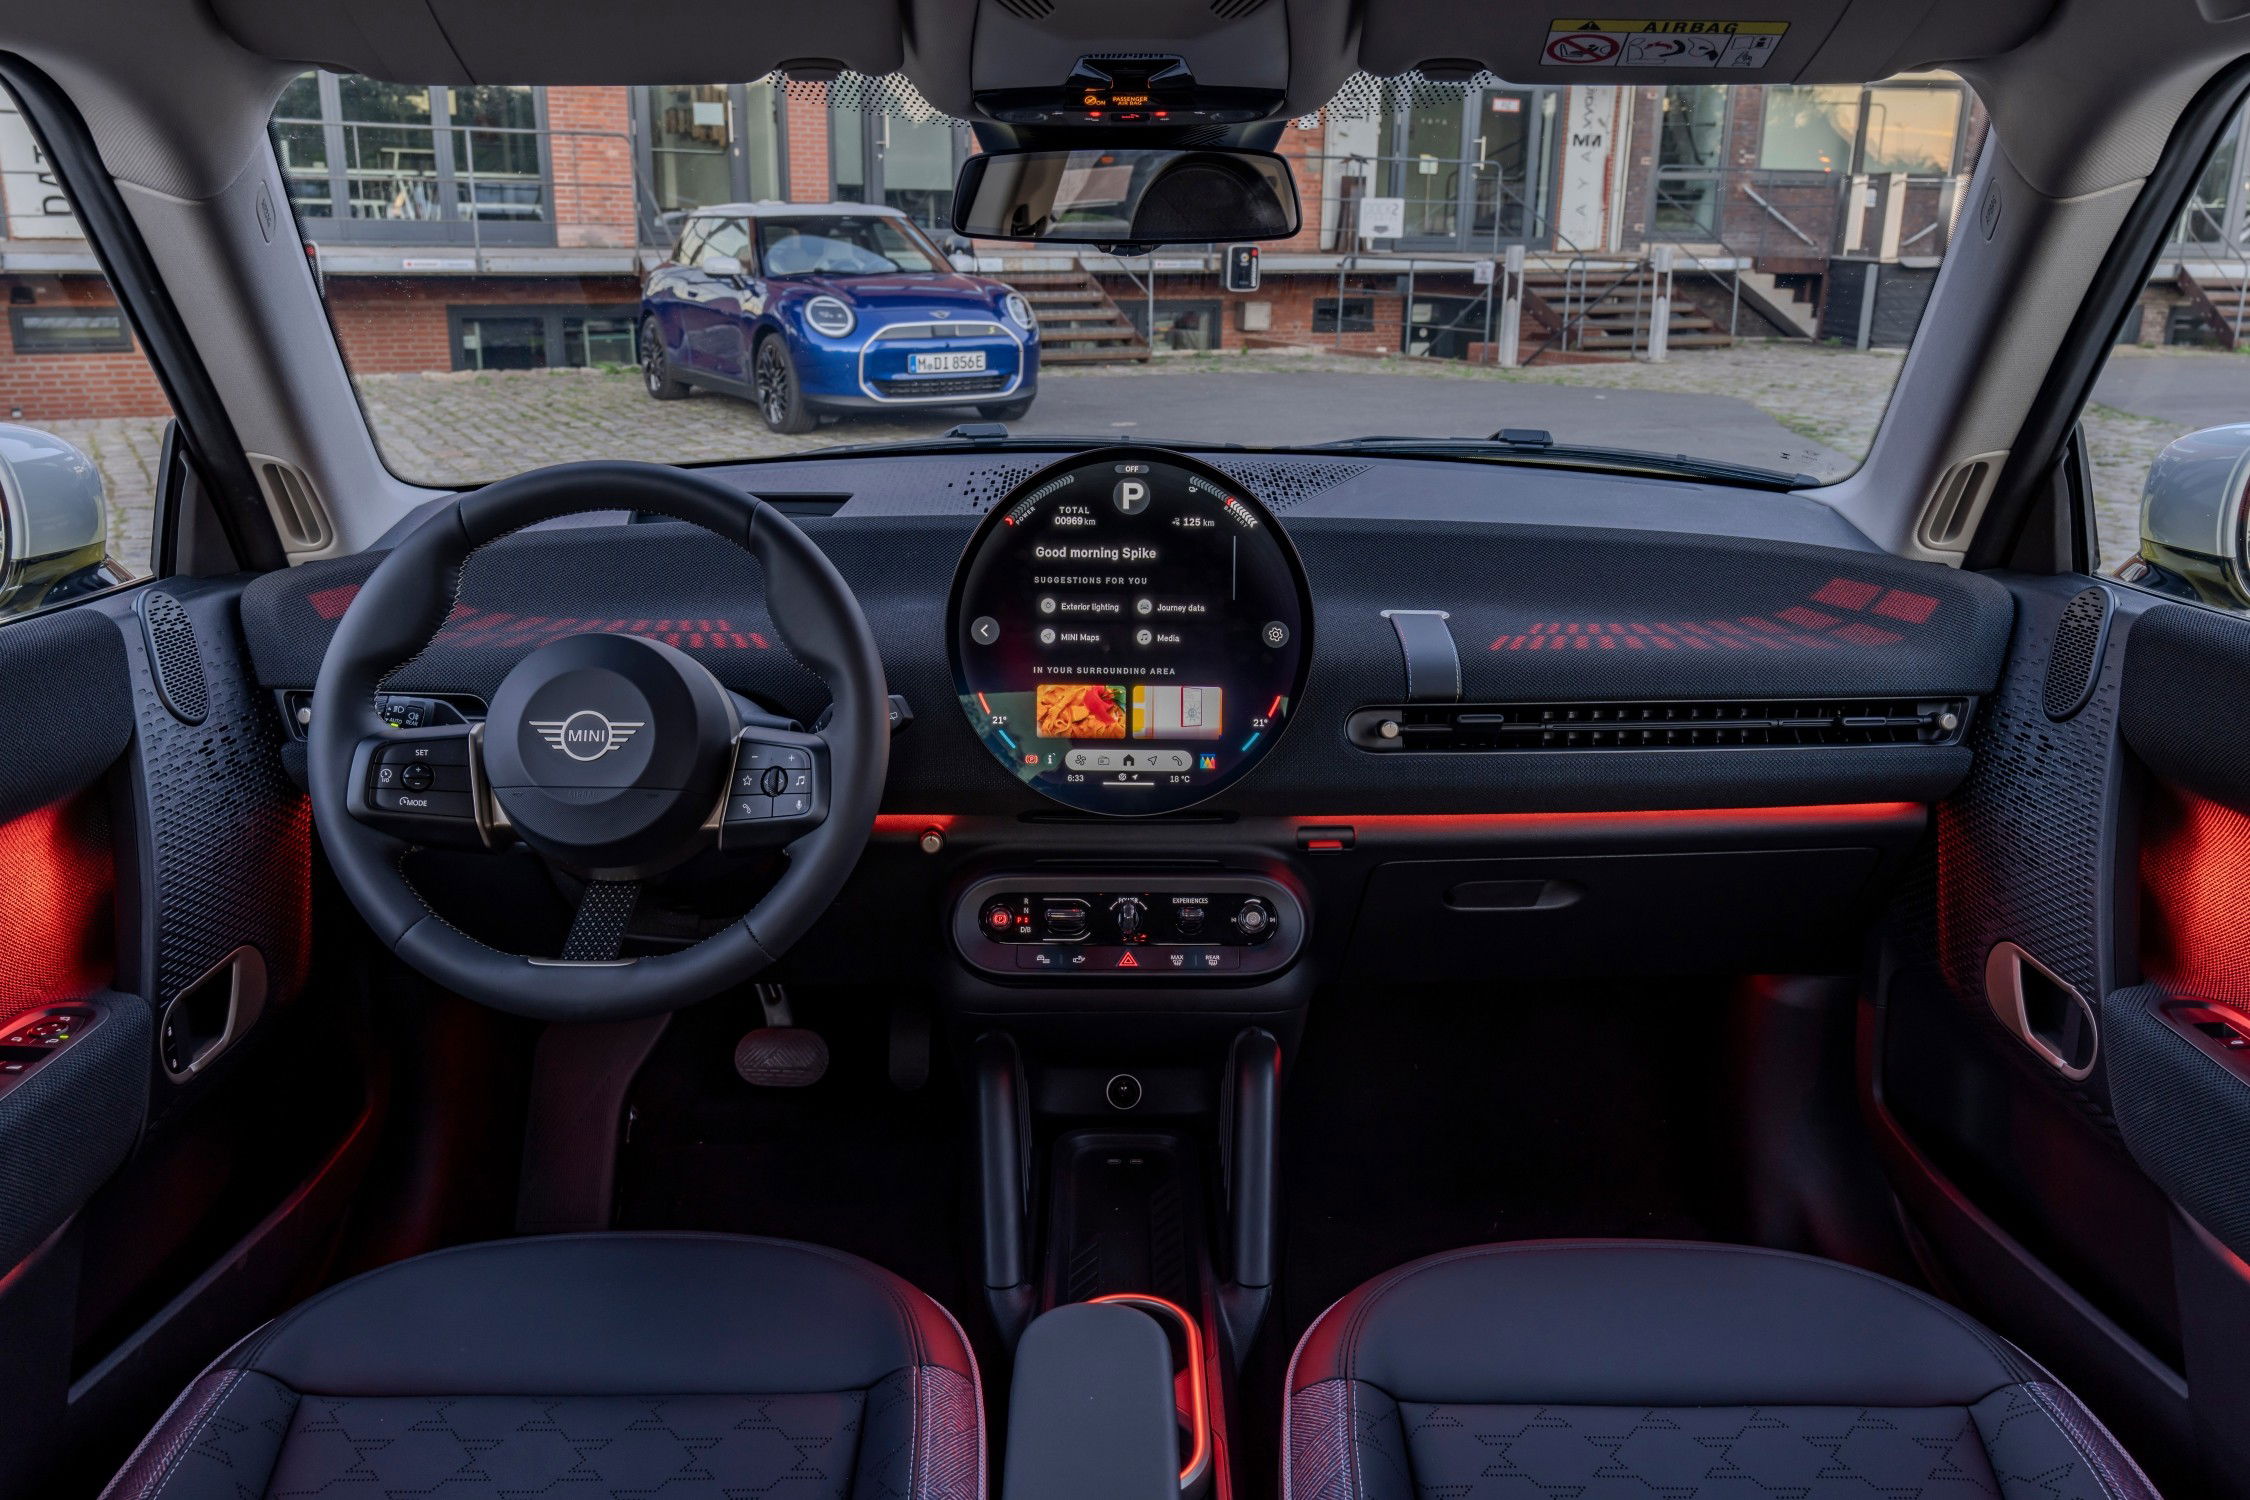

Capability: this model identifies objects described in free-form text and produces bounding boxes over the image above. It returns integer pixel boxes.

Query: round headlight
[803,296,856,338]
[1003,291,1034,330]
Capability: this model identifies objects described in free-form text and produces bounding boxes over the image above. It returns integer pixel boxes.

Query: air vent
[2043,587,2109,721]
[139,590,210,726]
[1346,697,1971,752]
[1209,0,1270,16]
[996,0,1054,16]
[1916,452,2005,552]
[249,454,334,551]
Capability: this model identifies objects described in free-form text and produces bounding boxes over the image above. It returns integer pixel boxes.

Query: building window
[1859,86,1963,176]
[9,304,133,353]
[272,73,555,245]
[1758,81,1964,177]
[1124,299,1224,351]
[449,304,640,371]
[1758,84,1861,173]
[639,83,785,240]
[1313,297,1376,333]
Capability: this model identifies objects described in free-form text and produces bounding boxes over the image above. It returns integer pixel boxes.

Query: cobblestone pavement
[46,417,164,572]
[57,343,2245,580]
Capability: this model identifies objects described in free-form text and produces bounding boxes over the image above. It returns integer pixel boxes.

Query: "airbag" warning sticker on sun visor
[1543,18,1786,69]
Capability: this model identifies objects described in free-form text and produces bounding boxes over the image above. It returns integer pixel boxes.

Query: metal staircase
[1004,266,1152,364]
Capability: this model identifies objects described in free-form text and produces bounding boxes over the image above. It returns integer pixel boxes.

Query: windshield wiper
[1308,429,1817,490]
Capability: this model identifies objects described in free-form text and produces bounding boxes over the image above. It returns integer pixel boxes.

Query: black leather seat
[1284,1240,2155,1500]
[102,1233,983,1500]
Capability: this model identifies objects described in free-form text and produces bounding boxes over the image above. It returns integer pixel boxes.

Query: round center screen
[949,448,1312,815]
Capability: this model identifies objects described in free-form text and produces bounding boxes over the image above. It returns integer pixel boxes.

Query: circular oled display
[948,448,1313,815]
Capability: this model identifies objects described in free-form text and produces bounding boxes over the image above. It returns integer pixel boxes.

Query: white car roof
[689,202,911,221]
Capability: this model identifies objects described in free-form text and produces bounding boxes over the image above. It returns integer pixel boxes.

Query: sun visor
[208,0,905,84]
[1356,0,2054,86]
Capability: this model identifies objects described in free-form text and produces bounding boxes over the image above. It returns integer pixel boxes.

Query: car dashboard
[239,448,2013,1017]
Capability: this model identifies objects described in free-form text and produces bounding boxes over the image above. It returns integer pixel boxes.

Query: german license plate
[910,351,986,374]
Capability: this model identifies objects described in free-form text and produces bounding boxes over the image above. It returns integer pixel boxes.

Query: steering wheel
[308,460,888,1022]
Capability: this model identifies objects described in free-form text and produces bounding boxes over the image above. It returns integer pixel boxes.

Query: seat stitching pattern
[105,1368,245,1500]
[2018,1382,2158,1500]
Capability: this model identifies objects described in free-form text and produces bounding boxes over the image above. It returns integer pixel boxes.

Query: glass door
[641,83,784,243]
[1389,92,1468,245]
[1469,88,1540,243]
[1385,84,1549,250]
[831,107,963,236]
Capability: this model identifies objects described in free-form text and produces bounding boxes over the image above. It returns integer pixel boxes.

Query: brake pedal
[734,984,830,1088]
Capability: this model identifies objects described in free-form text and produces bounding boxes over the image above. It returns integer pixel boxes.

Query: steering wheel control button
[398,763,435,792]
[727,795,773,823]
[374,788,474,819]
[759,765,789,796]
[772,793,813,818]
[1105,1073,1145,1110]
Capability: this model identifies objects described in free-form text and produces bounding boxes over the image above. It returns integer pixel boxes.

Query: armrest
[1002,1302,1180,1500]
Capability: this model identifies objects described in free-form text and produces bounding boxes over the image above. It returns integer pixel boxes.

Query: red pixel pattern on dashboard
[1486,578,1943,652]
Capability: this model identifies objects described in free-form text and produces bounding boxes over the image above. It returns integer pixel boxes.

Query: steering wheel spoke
[344,723,496,849]
[717,726,831,851]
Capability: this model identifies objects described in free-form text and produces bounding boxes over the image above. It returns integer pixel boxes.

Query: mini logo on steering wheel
[530,710,645,762]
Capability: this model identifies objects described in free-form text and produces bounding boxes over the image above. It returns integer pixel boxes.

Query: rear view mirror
[0,424,110,619]
[952,148,1299,247]
[2134,424,2250,610]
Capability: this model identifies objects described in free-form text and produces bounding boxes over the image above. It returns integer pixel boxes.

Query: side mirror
[697,251,750,280]
[0,424,110,617]
[2134,424,2250,609]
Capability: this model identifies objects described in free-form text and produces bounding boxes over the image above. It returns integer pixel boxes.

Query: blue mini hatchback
[640,202,1038,433]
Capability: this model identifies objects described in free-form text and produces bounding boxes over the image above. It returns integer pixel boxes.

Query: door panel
[1872,576,2250,1498]
[2104,603,2250,1264]
[0,607,140,1276]
[0,580,370,1499]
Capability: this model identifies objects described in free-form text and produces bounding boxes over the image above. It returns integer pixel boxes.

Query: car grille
[876,322,1006,341]
[874,373,1011,398]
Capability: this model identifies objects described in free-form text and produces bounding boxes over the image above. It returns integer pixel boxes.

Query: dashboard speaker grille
[950,463,1047,513]
[1209,458,1370,511]
[2043,587,2109,722]
[139,590,209,726]
[1349,697,1971,752]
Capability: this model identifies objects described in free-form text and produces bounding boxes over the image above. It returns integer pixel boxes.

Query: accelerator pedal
[733,983,830,1088]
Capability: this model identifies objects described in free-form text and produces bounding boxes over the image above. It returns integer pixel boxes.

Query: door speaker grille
[2043,587,2109,721]
[139,591,209,726]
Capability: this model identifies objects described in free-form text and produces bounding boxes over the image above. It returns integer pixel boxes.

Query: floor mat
[614,988,966,1315]
[1278,979,1749,1343]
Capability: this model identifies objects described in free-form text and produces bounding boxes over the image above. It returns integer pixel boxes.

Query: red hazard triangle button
[1115,950,1140,968]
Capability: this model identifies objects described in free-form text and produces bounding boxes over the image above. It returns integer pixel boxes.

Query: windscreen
[267,72,1984,491]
